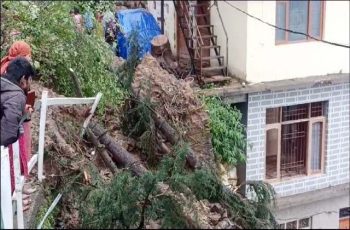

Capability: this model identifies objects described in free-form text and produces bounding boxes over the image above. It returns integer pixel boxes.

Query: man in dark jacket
[1,57,35,147]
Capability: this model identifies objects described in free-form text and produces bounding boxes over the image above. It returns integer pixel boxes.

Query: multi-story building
[148,1,350,228]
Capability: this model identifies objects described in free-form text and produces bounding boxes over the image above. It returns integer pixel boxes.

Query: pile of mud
[133,55,214,164]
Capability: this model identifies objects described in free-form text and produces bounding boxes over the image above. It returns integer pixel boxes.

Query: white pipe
[37,193,62,229]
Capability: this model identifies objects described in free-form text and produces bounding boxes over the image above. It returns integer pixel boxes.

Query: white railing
[1,141,25,229]
[1,90,102,229]
[1,146,14,229]
[37,91,102,182]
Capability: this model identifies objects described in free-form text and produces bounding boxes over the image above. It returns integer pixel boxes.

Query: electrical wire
[223,1,350,49]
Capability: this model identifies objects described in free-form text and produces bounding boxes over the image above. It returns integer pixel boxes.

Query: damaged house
[148,1,350,229]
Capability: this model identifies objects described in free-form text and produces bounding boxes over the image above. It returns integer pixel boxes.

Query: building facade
[148,1,350,228]
[246,80,349,229]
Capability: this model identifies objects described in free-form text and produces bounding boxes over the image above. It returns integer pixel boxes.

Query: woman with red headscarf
[1,41,32,74]
[1,40,35,211]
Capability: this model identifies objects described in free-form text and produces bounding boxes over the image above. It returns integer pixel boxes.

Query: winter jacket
[0,78,26,147]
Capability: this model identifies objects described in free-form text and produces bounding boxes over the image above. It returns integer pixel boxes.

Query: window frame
[307,116,326,175]
[275,0,325,45]
[265,102,327,182]
[278,217,312,229]
[265,124,281,181]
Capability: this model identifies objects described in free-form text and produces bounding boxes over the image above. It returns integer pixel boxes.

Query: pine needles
[80,141,277,229]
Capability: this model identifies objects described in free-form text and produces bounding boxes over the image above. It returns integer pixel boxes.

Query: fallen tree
[88,123,147,177]
[29,55,276,228]
[21,13,276,227]
[83,120,276,229]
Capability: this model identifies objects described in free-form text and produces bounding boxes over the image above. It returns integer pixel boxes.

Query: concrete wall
[149,1,349,83]
[210,1,248,80]
[245,1,350,83]
[275,193,349,229]
[245,82,350,197]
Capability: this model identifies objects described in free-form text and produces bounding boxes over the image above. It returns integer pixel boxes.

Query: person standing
[1,41,35,210]
[1,57,34,147]
[83,9,94,34]
[1,58,35,210]
[102,8,116,51]
[72,7,83,32]
[95,11,104,39]
[0,41,31,74]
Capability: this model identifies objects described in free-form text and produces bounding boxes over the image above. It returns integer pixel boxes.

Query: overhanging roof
[199,73,350,103]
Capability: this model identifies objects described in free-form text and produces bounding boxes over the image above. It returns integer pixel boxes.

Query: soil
[133,55,215,166]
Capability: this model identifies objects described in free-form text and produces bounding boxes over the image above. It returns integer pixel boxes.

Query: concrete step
[195,55,224,61]
[189,45,221,50]
[201,65,227,72]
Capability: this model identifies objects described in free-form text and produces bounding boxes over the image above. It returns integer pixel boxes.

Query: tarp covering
[116,9,161,59]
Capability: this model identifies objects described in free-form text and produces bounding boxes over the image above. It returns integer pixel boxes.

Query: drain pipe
[161,0,165,34]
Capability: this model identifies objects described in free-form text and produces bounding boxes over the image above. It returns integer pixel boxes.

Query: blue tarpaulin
[116,9,161,59]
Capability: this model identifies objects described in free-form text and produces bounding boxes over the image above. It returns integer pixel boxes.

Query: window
[265,101,327,180]
[275,1,324,43]
[279,217,312,229]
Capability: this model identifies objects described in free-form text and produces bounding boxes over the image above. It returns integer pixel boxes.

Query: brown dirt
[133,55,215,165]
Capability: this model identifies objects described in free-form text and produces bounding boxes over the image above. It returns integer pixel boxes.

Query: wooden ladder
[174,0,227,81]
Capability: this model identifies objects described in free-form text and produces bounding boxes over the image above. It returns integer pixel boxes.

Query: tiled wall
[246,82,350,197]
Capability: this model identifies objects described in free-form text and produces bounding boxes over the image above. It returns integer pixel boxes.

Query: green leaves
[2,1,126,114]
[204,96,247,166]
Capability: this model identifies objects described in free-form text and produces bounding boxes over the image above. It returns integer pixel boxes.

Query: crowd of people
[69,3,127,54]
[68,2,146,54]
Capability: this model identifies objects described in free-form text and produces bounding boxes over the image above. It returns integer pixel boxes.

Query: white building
[148,1,350,228]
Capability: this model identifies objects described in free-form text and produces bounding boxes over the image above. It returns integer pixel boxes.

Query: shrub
[2,1,125,113]
[204,96,247,165]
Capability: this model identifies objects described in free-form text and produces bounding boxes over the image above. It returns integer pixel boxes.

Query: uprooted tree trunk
[87,122,148,177]
[132,56,216,169]
[153,114,198,168]
[151,35,180,77]
[47,117,77,157]
[86,128,118,174]
[87,122,214,229]
[128,86,198,169]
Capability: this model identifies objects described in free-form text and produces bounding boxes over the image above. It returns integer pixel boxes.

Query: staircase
[174,0,229,83]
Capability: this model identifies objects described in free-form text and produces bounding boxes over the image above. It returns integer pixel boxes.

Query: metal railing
[0,90,102,229]
[175,0,208,76]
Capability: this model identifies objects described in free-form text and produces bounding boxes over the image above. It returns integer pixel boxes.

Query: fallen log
[157,141,171,155]
[86,129,118,174]
[88,122,147,177]
[151,35,179,76]
[153,114,197,168]
[131,87,198,168]
[87,122,212,229]
[47,118,76,157]
[151,34,171,57]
